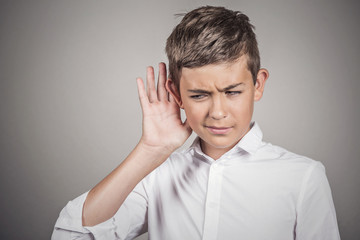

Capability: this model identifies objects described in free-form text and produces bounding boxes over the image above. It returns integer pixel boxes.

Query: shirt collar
[234,122,263,155]
[189,122,263,158]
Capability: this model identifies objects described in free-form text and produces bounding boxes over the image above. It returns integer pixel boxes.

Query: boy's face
[167,56,268,159]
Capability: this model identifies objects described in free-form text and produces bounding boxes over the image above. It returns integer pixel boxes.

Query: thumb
[183,119,193,134]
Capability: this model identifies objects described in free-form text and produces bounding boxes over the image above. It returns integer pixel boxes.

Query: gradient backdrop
[0,0,359,239]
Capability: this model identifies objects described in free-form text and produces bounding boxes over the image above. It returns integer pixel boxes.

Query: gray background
[0,0,359,239]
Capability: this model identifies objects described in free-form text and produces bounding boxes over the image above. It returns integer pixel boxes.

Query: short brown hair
[166,6,260,89]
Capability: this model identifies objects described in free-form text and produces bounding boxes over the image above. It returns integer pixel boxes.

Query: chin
[204,137,240,149]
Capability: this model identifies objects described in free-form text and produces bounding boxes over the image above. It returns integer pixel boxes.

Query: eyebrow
[187,83,245,94]
[221,83,244,91]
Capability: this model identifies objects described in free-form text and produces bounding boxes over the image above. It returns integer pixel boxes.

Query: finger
[146,66,157,102]
[157,62,168,101]
[169,92,174,103]
[183,119,193,134]
[172,97,182,119]
[136,77,149,110]
[169,93,182,110]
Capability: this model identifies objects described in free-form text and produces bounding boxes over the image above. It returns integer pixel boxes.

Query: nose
[209,96,227,120]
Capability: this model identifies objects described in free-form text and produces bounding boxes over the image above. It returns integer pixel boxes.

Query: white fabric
[52,122,340,240]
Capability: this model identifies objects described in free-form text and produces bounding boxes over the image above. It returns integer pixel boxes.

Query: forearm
[82,63,191,227]
[82,141,172,227]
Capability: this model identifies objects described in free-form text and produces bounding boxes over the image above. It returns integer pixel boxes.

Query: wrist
[137,138,176,157]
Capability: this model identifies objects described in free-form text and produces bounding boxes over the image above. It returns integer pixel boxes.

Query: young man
[52,6,340,240]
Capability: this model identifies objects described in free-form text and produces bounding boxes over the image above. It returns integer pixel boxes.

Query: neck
[200,140,234,160]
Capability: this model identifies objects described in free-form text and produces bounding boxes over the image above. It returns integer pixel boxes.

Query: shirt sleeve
[295,161,341,240]
[52,180,149,240]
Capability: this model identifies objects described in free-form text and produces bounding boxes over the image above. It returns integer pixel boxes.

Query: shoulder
[252,141,328,190]
[256,141,323,169]
[157,148,196,173]
[141,148,198,184]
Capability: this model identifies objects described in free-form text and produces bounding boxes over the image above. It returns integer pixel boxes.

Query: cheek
[183,103,205,127]
[231,95,254,118]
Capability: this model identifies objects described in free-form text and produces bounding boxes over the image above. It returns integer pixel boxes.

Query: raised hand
[136,63,192,154]
[82,63,192,227]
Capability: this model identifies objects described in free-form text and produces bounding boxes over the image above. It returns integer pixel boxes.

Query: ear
[165,78,183,108]
[254,68,269,101]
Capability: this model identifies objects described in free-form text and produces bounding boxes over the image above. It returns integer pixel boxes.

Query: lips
[206,126,232,135]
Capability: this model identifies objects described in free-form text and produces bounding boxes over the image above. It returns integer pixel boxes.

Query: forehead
[180,56,252,88]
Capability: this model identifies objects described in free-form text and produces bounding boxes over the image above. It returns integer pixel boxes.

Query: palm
[137,63,192,152]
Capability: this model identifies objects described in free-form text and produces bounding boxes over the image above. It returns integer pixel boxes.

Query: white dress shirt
[52,122,340,240]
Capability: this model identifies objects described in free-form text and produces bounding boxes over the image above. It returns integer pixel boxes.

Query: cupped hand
[136,63,192,154]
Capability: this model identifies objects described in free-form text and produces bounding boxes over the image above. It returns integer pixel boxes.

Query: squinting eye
[190,95,206,99]
[226,91,242,96]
